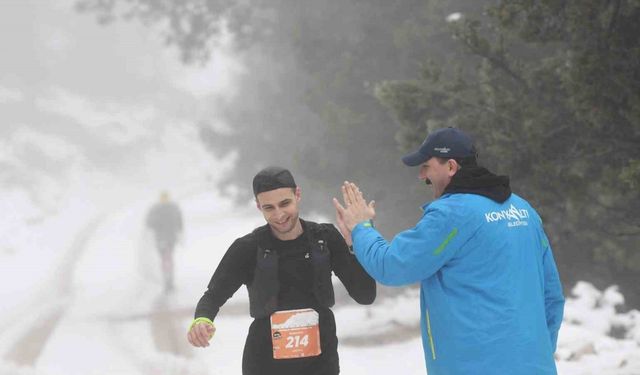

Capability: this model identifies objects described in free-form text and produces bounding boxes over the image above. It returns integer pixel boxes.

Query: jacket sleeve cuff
[353,219,374,233]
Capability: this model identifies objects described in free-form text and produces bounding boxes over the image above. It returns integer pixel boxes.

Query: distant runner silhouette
[146,191,183,292]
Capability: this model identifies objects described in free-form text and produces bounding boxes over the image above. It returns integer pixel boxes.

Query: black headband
[252,166,297,195]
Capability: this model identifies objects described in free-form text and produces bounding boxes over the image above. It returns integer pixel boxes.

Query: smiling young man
[188,166,376,375]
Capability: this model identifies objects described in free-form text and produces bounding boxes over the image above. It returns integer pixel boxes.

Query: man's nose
[273,209,286,219]
[418,170,432,185]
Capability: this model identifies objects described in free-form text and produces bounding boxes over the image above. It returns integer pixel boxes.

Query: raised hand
[334,202,353,246]
[333,181,376,232]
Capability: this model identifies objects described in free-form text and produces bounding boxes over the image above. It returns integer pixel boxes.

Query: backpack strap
[303,221,336,308]
[247,225,279,318]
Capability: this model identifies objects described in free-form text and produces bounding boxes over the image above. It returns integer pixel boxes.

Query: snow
[1,188,639,375]
[446,13,463,23]
[557,283,640,374]
[1,1,639,374]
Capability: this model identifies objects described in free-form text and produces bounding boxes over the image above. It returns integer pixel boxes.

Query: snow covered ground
[1,190,639,375]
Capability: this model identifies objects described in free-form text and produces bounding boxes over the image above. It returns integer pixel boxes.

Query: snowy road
[22,197,262,375]
[1,216,103,367]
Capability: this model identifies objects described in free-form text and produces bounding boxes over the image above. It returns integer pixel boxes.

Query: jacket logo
[484,204,529,227]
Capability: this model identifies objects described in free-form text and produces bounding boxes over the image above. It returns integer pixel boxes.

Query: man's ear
[448,159,460,175]
[295,187,302,201]
[255,198,261,211]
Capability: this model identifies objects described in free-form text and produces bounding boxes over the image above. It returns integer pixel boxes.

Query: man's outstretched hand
[333,181,376,243]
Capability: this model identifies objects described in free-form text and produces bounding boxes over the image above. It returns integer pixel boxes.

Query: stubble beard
[271,214,300,236]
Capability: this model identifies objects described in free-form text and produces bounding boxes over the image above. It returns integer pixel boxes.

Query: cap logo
[434,147,450,153]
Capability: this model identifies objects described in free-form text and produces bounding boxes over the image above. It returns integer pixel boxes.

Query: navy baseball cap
[252,166,297,195]
[401,127,477,166]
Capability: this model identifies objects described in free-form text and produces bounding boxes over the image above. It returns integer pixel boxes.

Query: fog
[2,1,639,374]
[1,0,240,205]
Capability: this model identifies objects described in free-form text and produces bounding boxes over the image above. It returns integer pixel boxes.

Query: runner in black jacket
[187,167,376,375]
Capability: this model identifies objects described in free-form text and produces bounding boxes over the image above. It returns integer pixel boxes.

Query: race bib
[270,308,321,359]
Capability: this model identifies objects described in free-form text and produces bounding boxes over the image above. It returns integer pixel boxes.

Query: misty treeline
[77,0,640,307]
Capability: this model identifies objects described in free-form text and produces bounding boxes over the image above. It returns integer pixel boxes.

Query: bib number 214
[270,308,321,359]
[286,334,309,348]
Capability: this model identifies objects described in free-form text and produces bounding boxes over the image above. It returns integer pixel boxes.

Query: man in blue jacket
[333,127,565,375]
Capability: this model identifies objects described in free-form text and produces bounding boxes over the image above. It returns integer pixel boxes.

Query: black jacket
[146,201,183,242]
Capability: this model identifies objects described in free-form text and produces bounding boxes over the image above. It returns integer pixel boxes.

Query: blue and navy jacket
[352,192,564,375]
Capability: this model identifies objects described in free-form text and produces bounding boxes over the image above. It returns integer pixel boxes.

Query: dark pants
[154,236,176,291]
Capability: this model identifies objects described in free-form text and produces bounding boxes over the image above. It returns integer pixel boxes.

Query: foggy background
[1,0,639,374]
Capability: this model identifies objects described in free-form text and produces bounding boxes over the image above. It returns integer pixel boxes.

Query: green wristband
[189,317,214,332]
[359,219,374,228]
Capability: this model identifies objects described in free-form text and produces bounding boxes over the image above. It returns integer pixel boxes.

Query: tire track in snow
[2,216,104,366]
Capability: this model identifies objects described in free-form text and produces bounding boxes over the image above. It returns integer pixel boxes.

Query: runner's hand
[187,321,216,348]
[333,181,375,231]
[335,205,353,246]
